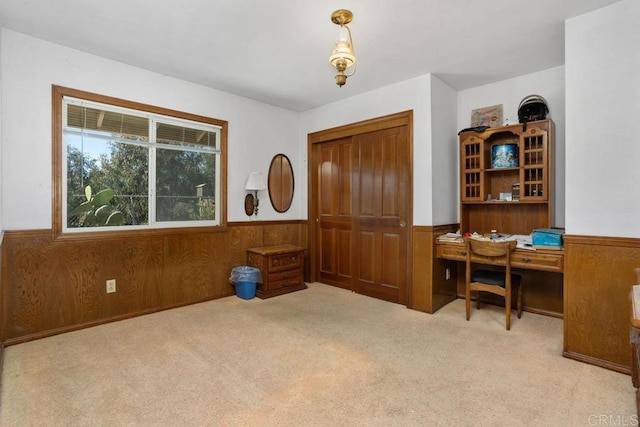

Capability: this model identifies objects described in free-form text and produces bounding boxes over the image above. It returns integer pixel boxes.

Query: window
[53,86,227,237]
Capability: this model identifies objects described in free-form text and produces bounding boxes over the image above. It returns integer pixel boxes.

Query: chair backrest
[464,238,517,279]
[466,238,517,258]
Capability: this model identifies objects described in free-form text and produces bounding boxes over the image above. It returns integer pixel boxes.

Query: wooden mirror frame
[268,154,294,213]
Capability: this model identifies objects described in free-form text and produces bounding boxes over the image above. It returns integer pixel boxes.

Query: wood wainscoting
[564,234,640,373]
[0,232,4,372]
[1,221,307,345]
[410,225,459,313]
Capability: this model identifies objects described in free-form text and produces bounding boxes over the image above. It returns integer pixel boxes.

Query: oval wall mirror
[268,153,294,213]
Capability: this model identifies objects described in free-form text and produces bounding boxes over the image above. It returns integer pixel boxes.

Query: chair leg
[517,283,523,319]
[476,291,481,310]
[465,285,471,321]
[505,292,512,331]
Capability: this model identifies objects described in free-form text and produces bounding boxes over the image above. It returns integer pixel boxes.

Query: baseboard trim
[3,294,233,346]
[0,340,4,389]
[563,350,631,375]
[408,294,457,314]
[524,306,563,319]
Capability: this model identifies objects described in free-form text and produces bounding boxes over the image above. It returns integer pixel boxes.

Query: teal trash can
[229,266,262,300]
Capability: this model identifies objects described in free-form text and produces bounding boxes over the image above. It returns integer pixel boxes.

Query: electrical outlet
[445,268,451,280]
[106,279,116,293]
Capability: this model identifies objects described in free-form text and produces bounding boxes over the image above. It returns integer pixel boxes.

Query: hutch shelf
[459,119,554,235]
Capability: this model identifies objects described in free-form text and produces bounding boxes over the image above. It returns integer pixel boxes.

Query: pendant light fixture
[329,9,356,87]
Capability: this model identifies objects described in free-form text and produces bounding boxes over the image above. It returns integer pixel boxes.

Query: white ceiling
[0,0,622,112]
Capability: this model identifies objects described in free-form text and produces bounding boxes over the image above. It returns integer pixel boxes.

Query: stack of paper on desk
[437,232,535,250]
[437,232,463,242]
[513,234,535,250]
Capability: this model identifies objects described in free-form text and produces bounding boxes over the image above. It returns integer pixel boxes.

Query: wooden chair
[464,237,522,330]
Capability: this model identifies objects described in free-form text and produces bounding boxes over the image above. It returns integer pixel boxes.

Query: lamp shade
[245,172,266,191]
[329,41,356,68]
[329,25,355,68]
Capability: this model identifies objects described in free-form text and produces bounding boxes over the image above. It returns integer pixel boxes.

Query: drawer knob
[460,251,467,256]
[523,258,532,263]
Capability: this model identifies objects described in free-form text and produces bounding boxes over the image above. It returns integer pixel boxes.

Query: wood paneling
[411,225,458,313]
[461,203,550,237]
[1,222,307,344]
[0,235,4,371]
[564,234,640,373]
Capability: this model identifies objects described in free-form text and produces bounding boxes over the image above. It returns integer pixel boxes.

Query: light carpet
[0,282,635,426]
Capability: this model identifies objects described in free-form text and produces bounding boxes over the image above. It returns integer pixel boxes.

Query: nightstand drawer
[268,252,303,273]
[267,271,304,290]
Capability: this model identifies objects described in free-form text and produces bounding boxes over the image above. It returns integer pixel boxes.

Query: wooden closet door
[313,125,409,304]
[316,137,355,290]
[354,126,409,303]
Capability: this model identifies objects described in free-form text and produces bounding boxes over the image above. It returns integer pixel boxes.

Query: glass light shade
[329,40,356,68]
[245,172,266,191]
[329,24,355,68]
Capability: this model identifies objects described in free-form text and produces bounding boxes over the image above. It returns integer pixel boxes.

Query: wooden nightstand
[246,244,307,299]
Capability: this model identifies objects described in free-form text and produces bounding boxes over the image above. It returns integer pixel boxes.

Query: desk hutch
[459,119,554,235]
[436,119,563,318]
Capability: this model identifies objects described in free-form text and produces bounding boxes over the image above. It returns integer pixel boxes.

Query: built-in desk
[436,241,564,273]
[435,240,564,317]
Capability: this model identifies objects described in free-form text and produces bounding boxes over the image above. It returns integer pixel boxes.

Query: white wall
[6,0,637,238]
[0,28,3,238]
[457,66,566,228]
[566,0,640,238]
[430,76,458,225]
[0,29,301,230]
[299,74,458,226]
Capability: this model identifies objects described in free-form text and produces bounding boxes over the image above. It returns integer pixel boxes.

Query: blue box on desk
[532,228,564,249]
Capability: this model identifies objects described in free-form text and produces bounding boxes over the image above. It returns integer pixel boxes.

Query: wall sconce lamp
[244,172,266,216]
[329,9,356,88]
